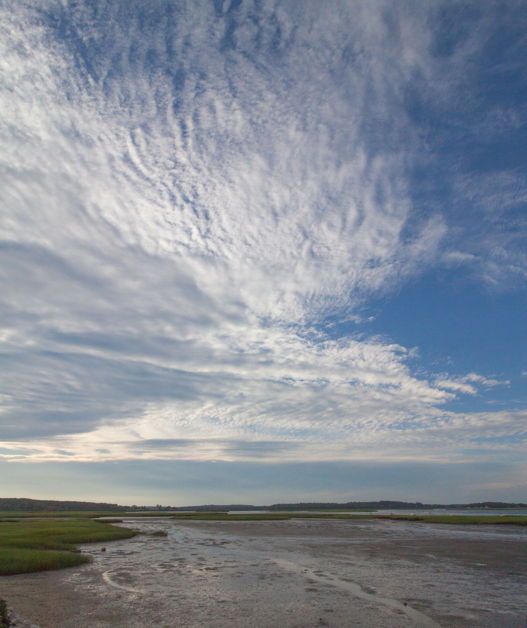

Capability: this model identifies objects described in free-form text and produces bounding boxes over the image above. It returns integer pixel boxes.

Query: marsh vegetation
[1,510,525,577]
[0,518,135,575]
[168,511,527,525]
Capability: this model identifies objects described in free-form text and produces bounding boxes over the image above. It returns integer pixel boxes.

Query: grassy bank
[0,518,136,575]
[379,514,527,525]
[0,511,181,519]
[169,512,527,525]
[0,511,123,519]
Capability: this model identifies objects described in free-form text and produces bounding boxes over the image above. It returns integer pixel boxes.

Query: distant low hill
[1,497,525,513]
[267,501,527,511]
[0,497,127,512]
[171,500,527,511]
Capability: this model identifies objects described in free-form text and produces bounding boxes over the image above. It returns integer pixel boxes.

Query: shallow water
[370,509,527,517]
[2,517,527,627]
[230,508,527,516]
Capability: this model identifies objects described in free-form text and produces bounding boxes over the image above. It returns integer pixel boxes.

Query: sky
[1,0,526,506]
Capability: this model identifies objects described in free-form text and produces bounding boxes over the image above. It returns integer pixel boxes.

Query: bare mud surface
[1,517,526,627]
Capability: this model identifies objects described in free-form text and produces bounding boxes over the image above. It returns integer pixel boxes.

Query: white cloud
[2,407,526,465]
[435,380,477,395]
[0,1,524,466]
[435,373,510,395]
[463,373,510,388]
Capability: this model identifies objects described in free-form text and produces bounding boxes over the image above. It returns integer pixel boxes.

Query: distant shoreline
[1,497,526,514]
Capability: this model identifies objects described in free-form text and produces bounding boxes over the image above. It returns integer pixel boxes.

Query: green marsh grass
[379,514,527,525]
[170,512,527,525]
[171,512,373,521]
[94,518,124,523]
[0,548,90,575]
[0,511,118,519]
[0,518,136,575]
[0,511,182,521]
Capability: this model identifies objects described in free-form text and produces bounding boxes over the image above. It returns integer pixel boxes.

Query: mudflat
[1,517,526,627]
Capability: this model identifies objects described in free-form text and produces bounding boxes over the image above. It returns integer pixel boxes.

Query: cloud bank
[1,1,525,469]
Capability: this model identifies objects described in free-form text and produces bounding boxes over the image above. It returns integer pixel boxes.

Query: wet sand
[1,517,526,627]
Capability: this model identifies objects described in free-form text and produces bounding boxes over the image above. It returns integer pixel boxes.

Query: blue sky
[1,0,526,505]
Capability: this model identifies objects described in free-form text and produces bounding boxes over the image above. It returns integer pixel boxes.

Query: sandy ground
[1,517,526,627]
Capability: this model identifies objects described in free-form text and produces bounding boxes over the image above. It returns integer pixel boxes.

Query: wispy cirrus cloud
[435,373,510,395]
[1,0,525,473]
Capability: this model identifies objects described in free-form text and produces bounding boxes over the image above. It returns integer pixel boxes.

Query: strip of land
[1,510,525,578]
[167,512,527,525]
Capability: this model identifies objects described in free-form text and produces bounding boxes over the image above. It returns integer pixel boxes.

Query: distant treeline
[0,498,127,512]
[1,497,525,512]
[267,501,527,511]
[269,500,527,510]
[170,500,527,511]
